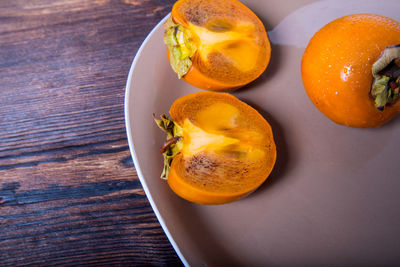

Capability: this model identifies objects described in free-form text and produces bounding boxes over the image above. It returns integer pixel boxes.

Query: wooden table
[0,0,182,265]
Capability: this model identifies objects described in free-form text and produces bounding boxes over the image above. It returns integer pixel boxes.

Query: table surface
[0,0,182,265]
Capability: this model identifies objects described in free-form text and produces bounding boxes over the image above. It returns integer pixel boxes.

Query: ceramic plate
[125,0,400,265]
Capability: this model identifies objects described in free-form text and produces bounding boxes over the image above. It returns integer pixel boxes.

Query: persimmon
[154,92,276,205]
[301,14,400,128]
[163,0,271,91]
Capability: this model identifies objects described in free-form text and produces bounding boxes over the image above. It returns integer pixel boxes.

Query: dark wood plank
[0,0,182,265]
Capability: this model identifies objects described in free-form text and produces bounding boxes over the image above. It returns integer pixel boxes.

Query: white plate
[125,0,400,265]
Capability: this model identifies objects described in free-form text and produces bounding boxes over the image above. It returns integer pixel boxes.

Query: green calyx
[163,16,197,78]
[371,45,400,111]
[153,114,183,179]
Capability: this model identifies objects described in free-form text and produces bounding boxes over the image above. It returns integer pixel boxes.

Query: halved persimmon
[301,14,400,128]
[154,92,276,205]
[163,0,271,91]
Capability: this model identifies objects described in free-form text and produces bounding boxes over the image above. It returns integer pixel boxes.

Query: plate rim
[124,14,189,266]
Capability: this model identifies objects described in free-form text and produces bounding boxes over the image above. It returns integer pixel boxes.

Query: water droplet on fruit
[341,65,352,81]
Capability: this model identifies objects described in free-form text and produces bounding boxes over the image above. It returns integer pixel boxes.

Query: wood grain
[0,0,182,265]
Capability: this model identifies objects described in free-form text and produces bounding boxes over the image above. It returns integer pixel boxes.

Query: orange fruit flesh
[168,92,276,205]
[301,14,400,128]
[170,0,271,91]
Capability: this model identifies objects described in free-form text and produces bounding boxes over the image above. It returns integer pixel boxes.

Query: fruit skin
[168,0,271,91]
[166,92,276,205]
[301,14,400,128]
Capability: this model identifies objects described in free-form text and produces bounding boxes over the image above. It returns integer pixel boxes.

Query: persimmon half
[163,0,271,91]
[301,14,400,128]
[154,92,276,205]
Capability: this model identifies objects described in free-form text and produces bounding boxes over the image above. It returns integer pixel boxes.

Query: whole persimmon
[163,0,271,91]
[301,14,400,128]
[154,92,276,205]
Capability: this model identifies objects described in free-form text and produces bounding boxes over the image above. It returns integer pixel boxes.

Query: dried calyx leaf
[153,114,183,179]
[163,17,197,78]
[371,45,400,110]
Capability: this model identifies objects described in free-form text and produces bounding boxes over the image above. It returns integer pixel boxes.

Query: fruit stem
[153,114,183,179]
[160,137,181,154]
[371,45,400,110]
[163,17,197,78]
